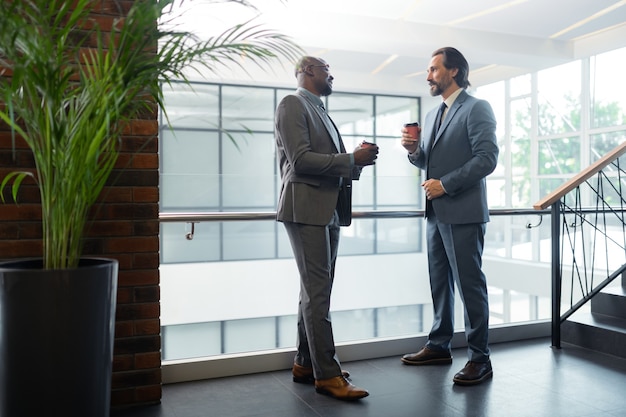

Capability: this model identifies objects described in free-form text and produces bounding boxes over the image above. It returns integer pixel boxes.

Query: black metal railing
[534,142,626,347]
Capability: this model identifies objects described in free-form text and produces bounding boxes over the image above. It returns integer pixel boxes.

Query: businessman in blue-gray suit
[275,56,378,400]
[400,47,499,386]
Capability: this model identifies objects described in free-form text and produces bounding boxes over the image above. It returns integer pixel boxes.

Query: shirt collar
[297,87,323,108]
[443,87,463,109]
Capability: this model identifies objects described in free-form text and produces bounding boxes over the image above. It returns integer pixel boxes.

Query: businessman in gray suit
[400,47,499,386]
[275,56,379,400]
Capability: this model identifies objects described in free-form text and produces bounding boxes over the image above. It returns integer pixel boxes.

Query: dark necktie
[318,102,344,188]
[318,102,341,152]
[435,102,447,134]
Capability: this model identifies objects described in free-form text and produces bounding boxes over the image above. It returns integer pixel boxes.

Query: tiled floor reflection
[112,337,626,417]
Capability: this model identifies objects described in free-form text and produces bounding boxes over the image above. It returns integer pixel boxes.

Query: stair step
[562,311,626,359]
[591,286,626,318]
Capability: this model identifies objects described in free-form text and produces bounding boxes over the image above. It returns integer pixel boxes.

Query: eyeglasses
[307,64,330,71]
[296,64,330,76]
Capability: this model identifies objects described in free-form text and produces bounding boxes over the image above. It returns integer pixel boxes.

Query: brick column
[105,116,161,408]
[0,0,162,410]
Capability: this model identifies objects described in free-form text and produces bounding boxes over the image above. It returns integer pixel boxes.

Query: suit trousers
[283,211,343,380]
[425,214,491,362]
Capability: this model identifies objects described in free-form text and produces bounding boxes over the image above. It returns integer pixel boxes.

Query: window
[159,85,425,360]
[160,46,626,362]
[590,47,626,129]
[160,83,421,263]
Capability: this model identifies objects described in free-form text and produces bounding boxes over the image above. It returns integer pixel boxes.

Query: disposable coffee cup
[404,122,419,140]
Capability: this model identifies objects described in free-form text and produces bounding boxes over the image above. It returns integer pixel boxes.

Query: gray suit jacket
[409,90,499,224]
[275,89,361,226]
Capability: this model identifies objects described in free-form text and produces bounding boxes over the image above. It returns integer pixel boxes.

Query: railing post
[551,200,562,348]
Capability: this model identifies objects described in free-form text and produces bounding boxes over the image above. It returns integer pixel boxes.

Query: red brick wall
[0,0,162,410]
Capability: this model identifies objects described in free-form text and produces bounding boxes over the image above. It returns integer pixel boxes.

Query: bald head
[294,56,333,97]
[295,56,325,77]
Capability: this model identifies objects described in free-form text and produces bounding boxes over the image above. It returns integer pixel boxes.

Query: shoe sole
[293,371,350,384]
[401,357,453,366]
[452,370,493,386]
[293,376,315,384]
[315,387,369,401]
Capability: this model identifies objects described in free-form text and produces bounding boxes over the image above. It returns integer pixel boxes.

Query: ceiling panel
[177,0,626,95]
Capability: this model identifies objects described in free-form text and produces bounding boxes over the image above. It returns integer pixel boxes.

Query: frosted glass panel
[222,86,275,132]
[223,221,276,260]
[376,96,420,136]
[161,222,221,263]
[222,132,276,208]
[161,130,220,209]
[331,93,374,136]
[163,82,219,129]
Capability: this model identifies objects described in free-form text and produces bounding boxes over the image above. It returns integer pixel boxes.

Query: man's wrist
[408,148,420,161]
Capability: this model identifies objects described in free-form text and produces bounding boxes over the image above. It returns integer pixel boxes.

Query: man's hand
[401,126,421,153]
[422,179,445,200]
[353,142,379,166]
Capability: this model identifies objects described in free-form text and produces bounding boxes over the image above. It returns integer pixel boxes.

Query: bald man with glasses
[275,56,379,400]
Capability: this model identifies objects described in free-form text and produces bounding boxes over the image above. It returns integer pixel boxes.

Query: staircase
[533,142,626,353]
[561,275,626,358]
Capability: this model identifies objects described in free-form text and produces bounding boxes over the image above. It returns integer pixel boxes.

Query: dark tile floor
[112,337,626,417]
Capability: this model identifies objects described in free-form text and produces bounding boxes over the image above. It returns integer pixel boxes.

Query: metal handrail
[533,142,626,210]
[160,209,549,240]
[159,208,549,222]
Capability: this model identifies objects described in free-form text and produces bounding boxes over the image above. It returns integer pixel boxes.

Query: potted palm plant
[0,0,301,415]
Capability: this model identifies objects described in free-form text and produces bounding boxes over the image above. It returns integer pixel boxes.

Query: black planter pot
[0,258,118,417]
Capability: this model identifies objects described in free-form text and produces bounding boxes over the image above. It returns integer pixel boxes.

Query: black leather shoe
[401,346,452,365]
[453,360,493,385]
[292,363,350,384]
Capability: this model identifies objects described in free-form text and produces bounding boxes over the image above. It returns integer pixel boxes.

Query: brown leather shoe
[292,363,350,384]
[314,376,369,400]
[453,360,493,385]
[401,346,452,365]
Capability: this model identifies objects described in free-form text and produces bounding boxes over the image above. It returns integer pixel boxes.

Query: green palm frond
[0,0,303,269]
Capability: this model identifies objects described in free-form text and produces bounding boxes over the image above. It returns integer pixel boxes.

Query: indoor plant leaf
[0,0,303,269]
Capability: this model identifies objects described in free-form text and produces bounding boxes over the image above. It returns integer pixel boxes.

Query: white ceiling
[186,0,626,96]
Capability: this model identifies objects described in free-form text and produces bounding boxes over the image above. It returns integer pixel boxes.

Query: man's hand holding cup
[354,141,379,166]
[401,122,420,153]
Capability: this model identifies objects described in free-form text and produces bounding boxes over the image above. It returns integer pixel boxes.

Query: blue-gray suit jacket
[275,89,361,226]
[409,90,498,224]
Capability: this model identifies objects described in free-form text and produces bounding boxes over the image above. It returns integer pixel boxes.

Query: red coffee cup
[404,122,419,139]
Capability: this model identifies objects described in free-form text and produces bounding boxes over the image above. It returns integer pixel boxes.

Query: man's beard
[429,82,443,97]
[321,83,333,97]
[429,76,452,97]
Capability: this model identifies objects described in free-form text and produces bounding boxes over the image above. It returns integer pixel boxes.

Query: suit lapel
[297,91,342,152]
[432,91,467,147]
[327,116,346,152]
